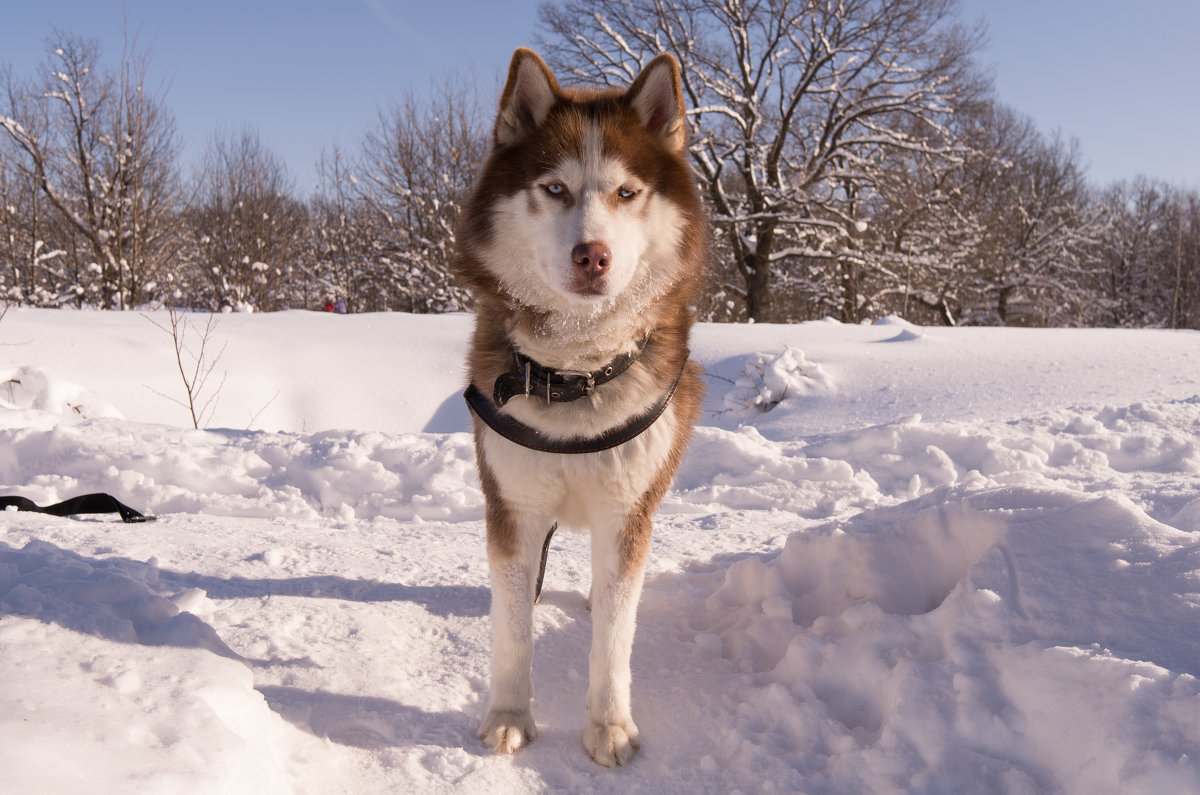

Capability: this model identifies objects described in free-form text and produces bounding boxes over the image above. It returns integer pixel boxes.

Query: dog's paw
[478,709,537,754]
[583,719,640,767]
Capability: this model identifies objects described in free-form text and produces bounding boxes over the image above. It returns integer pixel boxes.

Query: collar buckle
[555,369,596,397]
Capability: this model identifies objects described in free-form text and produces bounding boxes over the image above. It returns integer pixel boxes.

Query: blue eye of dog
[617,188,637,200]
[544,183,565,196]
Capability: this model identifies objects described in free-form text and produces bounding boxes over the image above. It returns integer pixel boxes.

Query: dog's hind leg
[478,499,551,754]
[583,507,653,767]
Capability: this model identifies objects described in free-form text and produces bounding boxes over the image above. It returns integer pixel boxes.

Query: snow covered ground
[1,307,1198,793]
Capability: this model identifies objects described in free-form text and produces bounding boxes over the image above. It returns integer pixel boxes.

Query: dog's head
[457,49,703,318]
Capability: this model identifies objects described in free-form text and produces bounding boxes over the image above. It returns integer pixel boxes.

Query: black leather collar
[491,337,648,407]
[463,353,687,455]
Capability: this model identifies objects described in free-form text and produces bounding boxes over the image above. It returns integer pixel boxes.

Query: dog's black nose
[572,242,611,275]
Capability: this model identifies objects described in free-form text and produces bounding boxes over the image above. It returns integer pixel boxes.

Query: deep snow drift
[1,308,1198,793]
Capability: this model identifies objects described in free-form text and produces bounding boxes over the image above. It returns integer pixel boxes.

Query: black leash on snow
[0,493,155,523]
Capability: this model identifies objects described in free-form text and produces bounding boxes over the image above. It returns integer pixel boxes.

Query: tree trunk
[742,249,772,322]
[997,285,1012,324]
[739,221,779,322]
[841,262,860,323]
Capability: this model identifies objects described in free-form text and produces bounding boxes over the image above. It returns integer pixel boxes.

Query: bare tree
[0,30,180,308]
[144,305,226,429]
[540,0,982,321]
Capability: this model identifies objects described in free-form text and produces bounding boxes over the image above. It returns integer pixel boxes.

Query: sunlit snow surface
[2,308,1198,793]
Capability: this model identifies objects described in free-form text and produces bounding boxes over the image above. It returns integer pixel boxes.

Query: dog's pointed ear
[627,54,686,152]
[495,48,559,146]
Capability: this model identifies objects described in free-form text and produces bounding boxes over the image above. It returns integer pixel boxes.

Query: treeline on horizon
[1,0,1197,328]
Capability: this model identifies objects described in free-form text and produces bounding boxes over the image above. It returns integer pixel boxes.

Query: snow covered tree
[858,97,1102,327]
[0,149,69,304]
[1175,191,1200,330]
[0,31,180,309]
[306,145,387,313]
[957,111,1100,326]
[1096,178,1200,329]
[184,128,308,311]
[539,0,982,321]
[1096,178,1170,327]
[846,112,978,325]
[357,76,485,312]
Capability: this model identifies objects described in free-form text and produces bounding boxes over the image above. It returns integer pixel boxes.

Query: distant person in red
[322,299,335,312]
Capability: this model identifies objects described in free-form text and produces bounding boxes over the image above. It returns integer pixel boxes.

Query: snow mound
[872,314,918,327]
[0,536,345,794]
[721,346,833,421]
[2,310,1200,792]
[674,398,1200,517]
[0,420,482,523]
[0,365,123,424]
[881,327,925,342]
[1173,497,1200,532]
[0,539,240,658]
[694,487,1200,793]
[870,314,928,342]
[0,613,331,794]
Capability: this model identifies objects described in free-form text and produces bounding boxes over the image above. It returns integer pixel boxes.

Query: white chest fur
[480,401,679,531]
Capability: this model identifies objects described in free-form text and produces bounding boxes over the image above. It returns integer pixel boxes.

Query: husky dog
[453,48,707,767]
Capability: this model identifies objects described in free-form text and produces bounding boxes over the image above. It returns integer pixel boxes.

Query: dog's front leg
[584,510,651,767]
[478,510,545,754]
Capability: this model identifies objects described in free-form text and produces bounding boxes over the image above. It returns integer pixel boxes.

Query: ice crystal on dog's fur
[521,264,663,350]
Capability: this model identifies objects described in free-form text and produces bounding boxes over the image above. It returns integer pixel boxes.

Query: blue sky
[2,0,1197,194]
